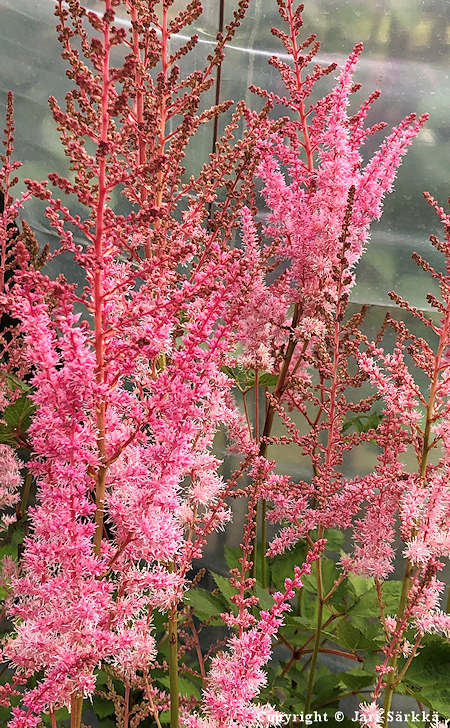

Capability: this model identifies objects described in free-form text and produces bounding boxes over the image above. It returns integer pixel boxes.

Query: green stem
[124,680,130,728]
[18,470,32,518]
[168,603,179,728]
[381,559,413,728]
[382,678,395,728]
[70,694,83,728]
[260,498,267,588]
[304,542,324,712]
[251,304,301,581]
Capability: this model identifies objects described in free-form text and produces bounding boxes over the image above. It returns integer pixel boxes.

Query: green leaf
[96,718,116,728]
[0,393,35,446]
[224,546,242,571]
[281,615,337,643]
[0,527,24,560]
[0,372,31,395]
[0,525,25,594]
[94,668,108,687]
[335,618,378,651]
[41,707,70,726]
[313,669,343,704]
[348,589,378,618]
[336,620,364,650]
[401,635,450,716]
[3,394,35,430]
[338,668,374,691]
[185,587,225,624]
[342,410,384,434]
[254,584,274,611]
[93,694,115,718]
[0,707,11,723]
[258,372,279,387]
[324,529,345,551]
[0,424,18,446]
[381,580,403,614]
[270,541,307,591]
[157,675,200,698]
[302,558,339,596]
[347,573,374,600]
[210,570,236,607]
[220,366,278,391]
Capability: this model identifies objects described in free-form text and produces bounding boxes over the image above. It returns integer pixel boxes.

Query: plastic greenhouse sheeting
[0,0,448,309]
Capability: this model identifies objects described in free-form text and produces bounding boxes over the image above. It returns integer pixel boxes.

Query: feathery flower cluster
[187,541,326,728]
[240,18,427,369]
[0,445,21,527]
[1,0,267,724]
[358,196,450,711]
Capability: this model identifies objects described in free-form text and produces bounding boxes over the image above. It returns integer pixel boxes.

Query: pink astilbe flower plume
[230,1,427,581]
[243,0,427,373]
[186,541,326,728]
[2,0,271,725]
[359,198,450,715]
[0,445,22,520]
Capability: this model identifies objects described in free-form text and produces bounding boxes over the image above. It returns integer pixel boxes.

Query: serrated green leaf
[94,668,108,687]
[400,635,450,716]
[270,541,308,591]
[324,529,345,551]
[3,394,35,430]
[185,587,225,624]
[0,527,25,561]
[381,580,403,614]
[347,573,375,600]
[254,584,274,611]
[302,558,339,596]
[93,695,115,718]
[0,424,18,446]
[224,546,242,571]
[258,372,279,387]
[210,571,235,606]
[0,372,31,395]
[313,670,343,704]
[220,366,278,391]
[335,618,377,651]
[157,675,200,697]
[338,668,374,691]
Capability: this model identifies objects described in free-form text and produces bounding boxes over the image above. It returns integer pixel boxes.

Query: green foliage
[240,536,450,720]
[0,526,24,599]
[0,373,35,448]
[221,365,279,391]
[342,410,384,435]
[185,587,227,625]
[398,636,450,718]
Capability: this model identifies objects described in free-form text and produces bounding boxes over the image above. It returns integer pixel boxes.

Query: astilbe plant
[0,1,274,726]
[0,1,449,728]
[352,195,450,728]
[206,0,448,724]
